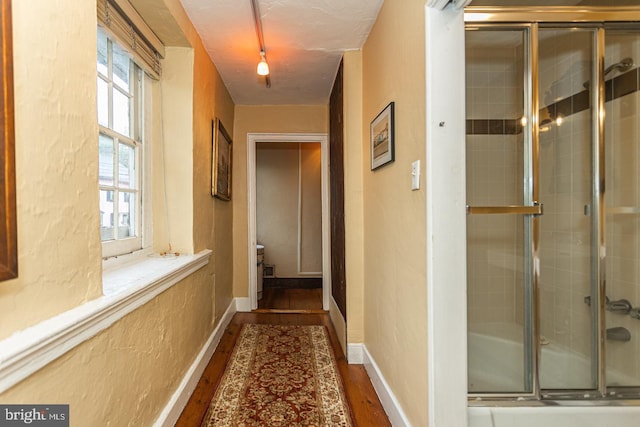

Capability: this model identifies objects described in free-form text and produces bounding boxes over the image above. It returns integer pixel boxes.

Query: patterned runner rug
[201,324,354,427]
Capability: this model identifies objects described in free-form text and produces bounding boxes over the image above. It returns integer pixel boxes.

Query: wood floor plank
[258,287,323,310]
[291,288,323,310]
[176,312,390,426]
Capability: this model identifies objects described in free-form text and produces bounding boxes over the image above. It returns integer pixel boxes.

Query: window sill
[102,249,208,295]
[0,249,212,394]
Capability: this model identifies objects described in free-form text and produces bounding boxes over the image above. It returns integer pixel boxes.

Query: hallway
[2,0,434,424]
[176,312,390,426]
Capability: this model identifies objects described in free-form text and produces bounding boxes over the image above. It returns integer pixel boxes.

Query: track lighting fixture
[251,0,271,88]
[257,51,269,76]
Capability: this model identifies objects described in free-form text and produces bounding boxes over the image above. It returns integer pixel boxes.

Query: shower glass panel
[466,28,529,393]
[604,28,640,388]
[466,7,640,404]
[537,28,596,390]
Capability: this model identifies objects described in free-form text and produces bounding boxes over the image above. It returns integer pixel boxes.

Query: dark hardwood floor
[257,287,323,310]
[176,312,391,427]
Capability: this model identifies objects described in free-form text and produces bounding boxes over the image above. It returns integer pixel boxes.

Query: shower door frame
[465,6,640,405]
[465,23,540,400]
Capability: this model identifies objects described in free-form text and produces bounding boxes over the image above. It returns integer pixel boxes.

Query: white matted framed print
[370,101,395,170]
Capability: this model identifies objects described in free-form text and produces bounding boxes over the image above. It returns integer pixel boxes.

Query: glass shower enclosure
[466,14,640,401]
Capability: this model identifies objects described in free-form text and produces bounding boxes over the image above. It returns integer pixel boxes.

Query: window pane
[112,43,130,92]
[113,88,130,137]
[97,33,144,254]
[118,142,136,189]
[99,134,114,186]
[100,190,115,241]
[97,77,109,127]
[97,30,108,76]
[118,191,135,239]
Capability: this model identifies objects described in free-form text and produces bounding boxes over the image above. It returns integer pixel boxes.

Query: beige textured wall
[232,105,328,297]
[189,20,236,320]
[1,269,213,425]
[361,0,428,425]
[0,0,235,424]
[256,143,322,277]
[0,0,103,340]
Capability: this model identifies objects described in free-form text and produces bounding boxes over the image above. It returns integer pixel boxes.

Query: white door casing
[246,133,331,311]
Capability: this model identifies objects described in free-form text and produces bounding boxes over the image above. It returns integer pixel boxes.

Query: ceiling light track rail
[250,0,271,88]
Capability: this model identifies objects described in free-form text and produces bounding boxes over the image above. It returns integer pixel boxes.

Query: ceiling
[178,0,384,105]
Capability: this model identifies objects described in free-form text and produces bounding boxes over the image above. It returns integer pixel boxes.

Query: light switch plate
[411,160,420,190]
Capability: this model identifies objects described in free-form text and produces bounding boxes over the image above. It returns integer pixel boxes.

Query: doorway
[246,133,331,311]
[255,141,323,310]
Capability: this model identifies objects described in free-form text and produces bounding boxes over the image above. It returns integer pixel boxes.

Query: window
[97,29,143,257]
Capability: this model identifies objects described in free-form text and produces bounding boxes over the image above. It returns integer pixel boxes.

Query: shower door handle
[466,203,543,215]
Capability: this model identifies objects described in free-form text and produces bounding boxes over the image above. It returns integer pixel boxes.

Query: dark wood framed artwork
[0,0,17,281]
[212,118,232,201]
[370,101,395,170]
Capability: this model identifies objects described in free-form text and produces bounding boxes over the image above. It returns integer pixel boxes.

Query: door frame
[425,4,468,426]
[246,133,331,310]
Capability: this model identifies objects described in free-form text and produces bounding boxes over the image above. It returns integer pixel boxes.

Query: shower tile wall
[604,32,640,385]
[466,45,525,327]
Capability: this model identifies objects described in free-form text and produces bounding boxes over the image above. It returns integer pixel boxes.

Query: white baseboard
[235,297,251,312]
[346,343,364,364]
[154,298,237,426]
[362,345,412,427]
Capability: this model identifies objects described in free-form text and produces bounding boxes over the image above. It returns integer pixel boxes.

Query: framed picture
[212,118,232,200]
[370,101,395,170]
[0,0,18,281]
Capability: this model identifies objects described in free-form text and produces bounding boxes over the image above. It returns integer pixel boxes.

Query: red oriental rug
[200,324,354,427]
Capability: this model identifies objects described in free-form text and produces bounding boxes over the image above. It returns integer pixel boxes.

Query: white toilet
[256,244,264,300]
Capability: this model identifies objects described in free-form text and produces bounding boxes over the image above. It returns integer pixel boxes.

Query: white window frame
[98,29,147,259]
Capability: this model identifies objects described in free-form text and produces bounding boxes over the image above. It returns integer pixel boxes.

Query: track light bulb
[257,53,269,76]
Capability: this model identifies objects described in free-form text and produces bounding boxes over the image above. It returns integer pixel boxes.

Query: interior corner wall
[0,0,236,424]
[361,0,428,425]
[152,0,236,322]
[257,143,300,277]
[189,29,236,321]
[343,50,365,344]
[299,144,323,273]
[160,47,195,255]
[232,105,328,297]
